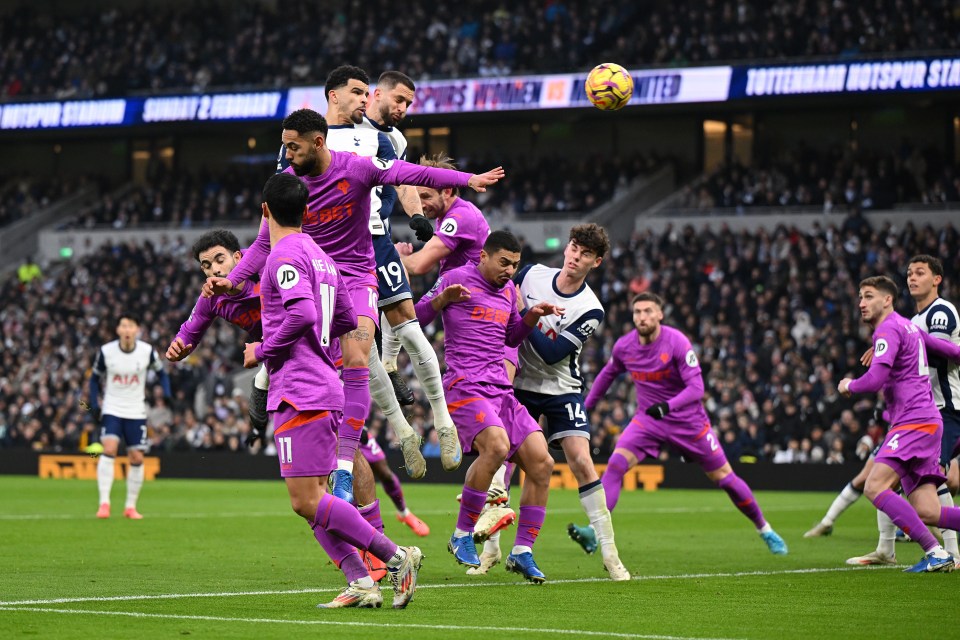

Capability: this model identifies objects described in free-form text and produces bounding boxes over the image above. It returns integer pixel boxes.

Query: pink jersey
[585,325,708,427]
[177,280,263,345]
[255,233,356,412]
[230,151,473,282]
[435,197,490,275]
[415,263,533,387]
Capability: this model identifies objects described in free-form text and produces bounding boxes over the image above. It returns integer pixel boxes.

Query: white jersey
[93,340,164,419]
[325,123,397,236]
[912,296,960,411]
[513,264,604,395]
[357,115,409,234]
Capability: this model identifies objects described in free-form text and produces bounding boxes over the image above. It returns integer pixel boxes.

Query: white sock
[454,528,471,538]
[758,523,773,535]
[511,544,532,556]
[579,481,619,559]
[352,575,375,589]
[399,507,411,517]
[491,464,508,492]
[368,344,416,440]
[395,320,451,427]
[877,508,896,556]
[125,462,144,509]
[484,532,501,555]
[937,483,959,557]
[386,547,407,569]
[381,313,402,372]
[337,459,354,474]
[97,454,115,505]
[823,482,862,526]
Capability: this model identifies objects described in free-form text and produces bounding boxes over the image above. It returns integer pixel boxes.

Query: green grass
[0,476,953,639]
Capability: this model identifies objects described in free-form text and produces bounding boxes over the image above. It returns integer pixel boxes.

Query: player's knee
[289,496,317,521]
[128,450,145,465]
[527,451,554,482]
[483,433,511,463]
[915,501,941,524]
[605,452,630,479]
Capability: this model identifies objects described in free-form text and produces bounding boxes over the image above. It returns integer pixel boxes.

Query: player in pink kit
[839,275,960,572]
[205,108,504,503]
[241,173,422,608]
[415,230,562,583]
[585,292,788,556]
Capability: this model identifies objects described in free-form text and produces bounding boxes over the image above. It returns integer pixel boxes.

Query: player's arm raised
[203,218,269,298]
[583,345,628,411]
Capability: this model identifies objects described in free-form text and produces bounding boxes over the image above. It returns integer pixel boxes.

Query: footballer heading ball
[585,63,634,111]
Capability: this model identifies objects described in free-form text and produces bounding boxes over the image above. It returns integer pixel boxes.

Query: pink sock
[717,472,767,529]
[381,472,406,513]
[312,525,368,584]
[312,492,401,563]
[873,489,939,552]
[513,505,546,549]
[456,486,487,532]
[358,499,385,534]
[601,453,629,512]
[339,367,370,463]
[938,505,960,532]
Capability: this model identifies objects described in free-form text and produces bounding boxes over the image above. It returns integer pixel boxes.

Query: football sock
[822,482,862,526]
[513,505,546,549]
[937,484,960,557]
[313,526,367,583]
[358,499,385,534]
[872,489,938,552]
[717,472,767,529]
[368,344,417,440]
[484,532,501,555]
[601,453,630,511]
[395,319,452,428]
[876,508,896,556]
[491,463,508,492]
[312,493,399,563]
[380,313,402,373]
[380,471,406,513]
[125,462,144,509]
[97,454,114,505]
[456,486,487,533]
[579,480,619,558]
[338,367,370,468]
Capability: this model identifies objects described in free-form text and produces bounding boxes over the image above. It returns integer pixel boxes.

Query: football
[585,63,634,111]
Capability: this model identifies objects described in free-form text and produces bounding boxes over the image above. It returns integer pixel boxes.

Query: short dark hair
[907,254,944,278]
[569,223,610,258]
[192,229,240,262]
[483,230,521,255]
[325,65,370,99]
[262,174,309,228]
[378,70,416,92]
[118,313,140,325]
[632,292,665,308]
[859,275,899,299]
[281,108,328,139]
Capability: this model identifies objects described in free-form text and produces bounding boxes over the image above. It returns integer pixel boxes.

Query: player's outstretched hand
[467,166,505,192]
[524,302,564,326]
[166,337,194,362]
[408,214,434,242]
[838,377,853,397]
[645,402,670,420]
[395,241,414,257]
[860,346,873,367]
[202,276,234,299]
[243,342,261,369]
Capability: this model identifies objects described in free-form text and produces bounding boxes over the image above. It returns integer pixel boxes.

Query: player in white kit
[89,314,170,519]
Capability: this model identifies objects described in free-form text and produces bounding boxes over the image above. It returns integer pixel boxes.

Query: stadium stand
[1,0,956,100]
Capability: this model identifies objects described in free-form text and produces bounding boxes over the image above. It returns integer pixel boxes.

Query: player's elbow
[406,259,429,276]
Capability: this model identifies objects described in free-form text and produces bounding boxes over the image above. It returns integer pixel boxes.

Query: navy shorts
[940,408,960,466]
[101,414,149,451]
[514,388,591,450]
[373,232,413,308]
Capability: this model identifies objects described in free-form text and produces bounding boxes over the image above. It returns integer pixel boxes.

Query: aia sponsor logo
[111,374,140,386]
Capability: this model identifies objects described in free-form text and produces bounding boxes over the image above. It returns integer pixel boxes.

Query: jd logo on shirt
[874,338,888,358]
[278,265,300,290]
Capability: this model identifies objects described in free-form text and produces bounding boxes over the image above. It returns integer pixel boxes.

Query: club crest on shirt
[874,338,888,358]
[277,264,300,290]
[336,179,349,195]
[685,349,699,367]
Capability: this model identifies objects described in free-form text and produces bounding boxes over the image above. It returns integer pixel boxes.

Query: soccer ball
[585,63,634,111]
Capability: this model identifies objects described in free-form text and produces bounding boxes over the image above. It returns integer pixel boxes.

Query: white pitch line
[0,565,896,607]
[0,606,743,640]
[0,503,828,521]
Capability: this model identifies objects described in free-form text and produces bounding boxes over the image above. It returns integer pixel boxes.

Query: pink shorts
[874,423,946,496]
[272,404,340,478]
[343,271,379,325]
[360,435,386,464]
[445,377,541,461]
[616,416,728,473]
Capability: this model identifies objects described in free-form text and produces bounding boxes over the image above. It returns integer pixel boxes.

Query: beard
[380,105,398,127]
[291,154,317,176]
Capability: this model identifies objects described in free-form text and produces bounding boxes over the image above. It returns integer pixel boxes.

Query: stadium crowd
[4,211,959,467]
[678,141,960,213]
[1,0,956,100]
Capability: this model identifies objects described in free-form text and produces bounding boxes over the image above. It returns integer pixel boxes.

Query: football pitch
[0,476,953,639]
